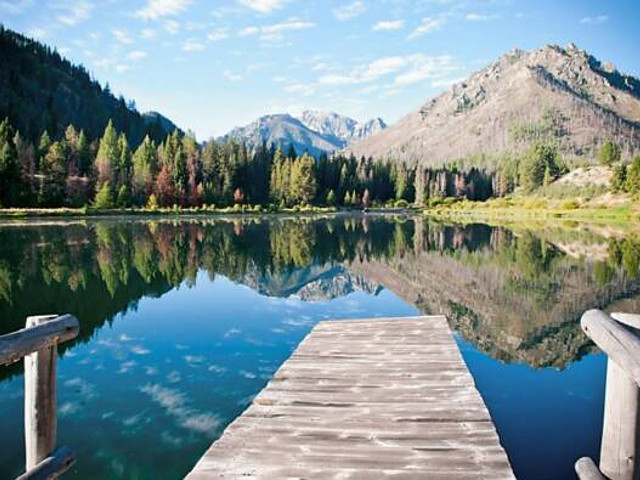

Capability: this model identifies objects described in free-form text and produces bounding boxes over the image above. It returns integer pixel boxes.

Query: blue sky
[1,0,639,140]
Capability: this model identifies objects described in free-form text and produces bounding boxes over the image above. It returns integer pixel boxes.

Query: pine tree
[291,153,316,205]
[597,141,621,166]
[326,189,336,206]
[610,163,627,192]
[95,120,119,192]
[626,155,640,195]
[132,135,157,205]
[41,141,67,205]
[0,118,21,206]
[93,182,114,208]
[362,188,371,208]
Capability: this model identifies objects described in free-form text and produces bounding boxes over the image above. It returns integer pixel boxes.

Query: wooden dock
[186,316,515,479]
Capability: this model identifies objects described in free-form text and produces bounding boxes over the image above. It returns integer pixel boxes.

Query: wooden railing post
[577,310,640,480]
[601,359,640,480]
[24,315,60,471]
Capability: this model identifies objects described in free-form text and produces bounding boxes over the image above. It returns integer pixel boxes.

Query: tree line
[0,117,498,209]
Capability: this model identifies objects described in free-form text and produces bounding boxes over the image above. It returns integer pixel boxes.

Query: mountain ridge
[221,110,386,157]
[345,43,640,166]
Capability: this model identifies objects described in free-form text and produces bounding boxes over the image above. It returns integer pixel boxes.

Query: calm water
[0,214,638,479]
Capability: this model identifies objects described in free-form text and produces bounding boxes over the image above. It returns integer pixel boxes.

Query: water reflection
[0,215,639,479]
[1,215,639,370]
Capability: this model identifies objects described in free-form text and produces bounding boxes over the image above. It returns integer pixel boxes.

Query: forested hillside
[0,26,175,145]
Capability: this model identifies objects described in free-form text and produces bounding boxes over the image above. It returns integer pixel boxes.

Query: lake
[1,214,638,479]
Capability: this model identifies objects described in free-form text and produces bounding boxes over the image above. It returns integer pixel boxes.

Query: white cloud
[238,17,315,42]
[182,38,205,51]
[465,12,500,22]
[135,0,191,20]
[127,50,148,61]
[207,28,229,41]
[392,54,458,86]
[407,17,444,38]
[112,28,134,44]
[54,0,93,26]
[284,82,315,96]
[317,53,459,91]
[141,28,156,38]
[0,0,33,14]
[372,20,404,31]
[319,56,407,85]
[223,70,243,81]
[236,0,289,14]
[164,20,180,34]
[580,15,608,25]
[333,0,366,21]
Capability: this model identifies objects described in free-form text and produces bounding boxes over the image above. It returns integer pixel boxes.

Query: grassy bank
[0,205,422,218]
[424,196,639,226]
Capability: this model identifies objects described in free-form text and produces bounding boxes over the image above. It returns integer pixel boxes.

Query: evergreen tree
[520,143,560,192]
[597,141,621,166]
[0,118,21,206]
[93,182,114,208]
[326,189,336,206]
[41,141,67,205]
[626,155,640,195]
[132,135,157,205]
[610,163,627,192]
[94,120,119,193]
[291,154,316,205]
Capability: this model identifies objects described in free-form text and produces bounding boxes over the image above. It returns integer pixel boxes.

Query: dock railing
[0,314,79,480]
[576,309,640,480]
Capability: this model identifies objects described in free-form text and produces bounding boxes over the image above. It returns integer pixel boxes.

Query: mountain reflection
[1,215,639,370]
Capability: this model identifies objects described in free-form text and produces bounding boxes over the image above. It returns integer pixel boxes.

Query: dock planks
[186,316,515,479]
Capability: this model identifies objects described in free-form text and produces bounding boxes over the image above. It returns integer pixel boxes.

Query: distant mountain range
[221,111,386,157]
[346,43,640,165]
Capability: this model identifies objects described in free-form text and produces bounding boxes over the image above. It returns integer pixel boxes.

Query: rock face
[346,44,640,166]
[222,111,387,157]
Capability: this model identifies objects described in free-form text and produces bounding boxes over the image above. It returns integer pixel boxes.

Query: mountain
[297,110,387,147]
[222,111,386,157]
[0,26,177,145]
[346,43,640,166]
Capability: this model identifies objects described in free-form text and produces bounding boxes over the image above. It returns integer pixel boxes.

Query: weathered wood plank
[0,314,79,367]
[186,316,514,479]
[16,446,76,480]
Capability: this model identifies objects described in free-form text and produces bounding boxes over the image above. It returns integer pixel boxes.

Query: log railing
[576,309,640,480]
[0,314,79,480]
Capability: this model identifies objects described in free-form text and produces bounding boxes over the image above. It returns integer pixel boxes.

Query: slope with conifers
[0,26,176,145]
[346,43,640,167]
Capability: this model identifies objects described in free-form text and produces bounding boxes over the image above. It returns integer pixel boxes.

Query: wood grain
[186,316,514,479]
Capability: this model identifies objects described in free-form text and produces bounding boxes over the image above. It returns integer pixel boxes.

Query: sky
[1,0,639,141]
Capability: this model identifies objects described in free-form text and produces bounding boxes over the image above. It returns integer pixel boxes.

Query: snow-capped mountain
[221,111,387,157]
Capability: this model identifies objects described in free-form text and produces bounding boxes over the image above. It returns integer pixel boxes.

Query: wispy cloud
[223,70,243,81]
[135,0,191,21]
[317,53,460,92]
[372,19,404,31]
[465,12,500,22]
[112,28,134,44]
[0,0,33,14]
[333,0,366,21]
[53,0,93,26]
[182,38,205,52]
[238,17,315,42]
[207,28,230,41]
[141,28,156,38]
[164,20,180,34]
[407,17,444,39]
[127,51,148,61]
[237,0,289,14]
[580,14,608,25]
